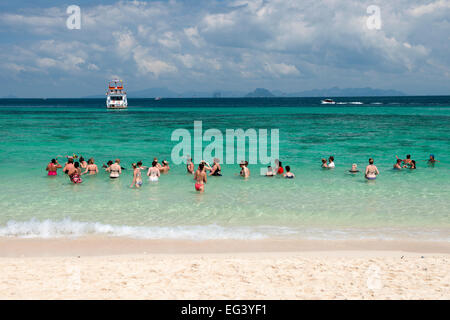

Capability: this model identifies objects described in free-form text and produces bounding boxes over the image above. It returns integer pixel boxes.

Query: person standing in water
[186,157,194,174]
[106,159,122,179]
[283,166,295,179]
[265,166,274,177]
[69,162,82,184]
[79,156,88,169]
[147,160,161,182]
[365,158,379,180]
[46,158,62,176]
[393,159,403,170]
[160,160,170,174]
[328,156,335,168]
[130,163,143,188]
[240,161,250,178]
[209,158,222,176]
[194,163,207,192]
[63,158,75,175]
[276,161,284,175]
[427,154,440,166]
[82,158,98,175]
[321,158,328,168]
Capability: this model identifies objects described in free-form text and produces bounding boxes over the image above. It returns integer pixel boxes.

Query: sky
[0,0,449,97]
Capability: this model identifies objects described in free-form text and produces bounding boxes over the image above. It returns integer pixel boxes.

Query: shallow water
[0,97,449,240]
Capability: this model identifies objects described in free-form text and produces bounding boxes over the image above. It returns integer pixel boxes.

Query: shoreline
[1,237,449,257]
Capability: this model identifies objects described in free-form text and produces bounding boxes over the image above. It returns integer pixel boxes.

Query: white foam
[0,218,268,240]
[0,218,448,241]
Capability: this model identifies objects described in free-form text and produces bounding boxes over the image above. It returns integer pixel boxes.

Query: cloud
[0,0,448,97]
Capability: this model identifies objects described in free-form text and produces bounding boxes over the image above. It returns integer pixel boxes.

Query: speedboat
[106,79,128,109]
[321,98,336,104]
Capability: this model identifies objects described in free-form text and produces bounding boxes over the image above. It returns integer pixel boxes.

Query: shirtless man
[63,158,75,175]
[160,160,170,174]
[365,158,379,180]
[194,163,207,192]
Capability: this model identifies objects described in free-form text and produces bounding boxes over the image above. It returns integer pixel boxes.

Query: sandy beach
[0,238,449,299]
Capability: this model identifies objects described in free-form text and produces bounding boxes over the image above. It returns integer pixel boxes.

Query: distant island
[96,86,405,98]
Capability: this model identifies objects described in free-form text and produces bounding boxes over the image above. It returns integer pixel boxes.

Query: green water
[0,97,449,240]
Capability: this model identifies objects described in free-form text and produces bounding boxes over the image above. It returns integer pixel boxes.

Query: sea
[0,96,449,241]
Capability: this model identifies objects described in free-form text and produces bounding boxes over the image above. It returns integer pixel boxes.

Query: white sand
[1,250,449,299]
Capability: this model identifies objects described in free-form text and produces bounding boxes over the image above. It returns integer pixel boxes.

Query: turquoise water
[0,97,449,240]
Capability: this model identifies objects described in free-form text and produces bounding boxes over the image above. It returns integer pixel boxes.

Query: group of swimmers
[46,153,439,192]
[323,154,439,180]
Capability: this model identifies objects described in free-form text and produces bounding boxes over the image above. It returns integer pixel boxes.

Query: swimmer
[130,163,143,188]
[409,160,416,170]
[328,156,335,168]
[147,160,161,182]
[46,158,62,176]
[239,161,250,178]
[283,165,295,179]
[187,157,194,174]
[209,158,222,176]
[194,163,207,192]
[79,156,87,169]
[427,154,440,166]
[266,166,274,177]
[365,158,379,180]
[82,158,98,175]
[393,159,403,170]
[106,159,122,179]
[63,157,75,175]
[160,160,170,174]
[349,163,359,173]
[321,158,328,168]
[69,162,82,184]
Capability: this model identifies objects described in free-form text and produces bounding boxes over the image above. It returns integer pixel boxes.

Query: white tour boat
[106,79,128,109]
[321,98,336,104]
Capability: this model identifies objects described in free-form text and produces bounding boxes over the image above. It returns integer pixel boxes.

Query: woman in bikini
[194,163,207,192]
[209,158,222,176]
[46,158,62,176]
[147,160,161,182]
[365,158,379,180]
[130,163,143,188]
[106,159,122,179]
[82,158,98,175]
[79,156,88,169]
